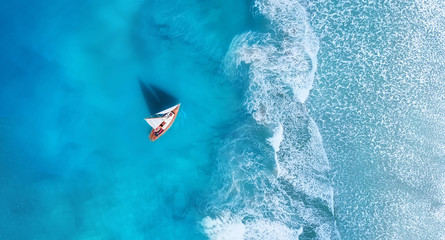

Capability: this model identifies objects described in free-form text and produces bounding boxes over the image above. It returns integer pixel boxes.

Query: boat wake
[202,0,339,239]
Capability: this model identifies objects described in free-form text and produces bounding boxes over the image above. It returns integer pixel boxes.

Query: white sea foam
[231,0,335,208]
[202,212,303,240]
[202,214,245,240]
[268,124,284,153]
[267,124,283,175]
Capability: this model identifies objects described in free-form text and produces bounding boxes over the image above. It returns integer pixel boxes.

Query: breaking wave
[202,0,339,239]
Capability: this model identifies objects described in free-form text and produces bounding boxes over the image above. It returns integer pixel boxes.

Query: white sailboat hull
[147,104,180,141]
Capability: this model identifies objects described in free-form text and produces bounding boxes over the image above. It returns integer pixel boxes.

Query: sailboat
[145,104,181,141]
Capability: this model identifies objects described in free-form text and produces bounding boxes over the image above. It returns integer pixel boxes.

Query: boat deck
[148,104,180,141]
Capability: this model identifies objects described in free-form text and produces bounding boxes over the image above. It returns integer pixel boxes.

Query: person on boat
[154,122,165,136]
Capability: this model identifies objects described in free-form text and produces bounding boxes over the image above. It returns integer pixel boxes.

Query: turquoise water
[1,0,444,239]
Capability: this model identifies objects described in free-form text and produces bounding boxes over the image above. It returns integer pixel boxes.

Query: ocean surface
[0,0,444,239]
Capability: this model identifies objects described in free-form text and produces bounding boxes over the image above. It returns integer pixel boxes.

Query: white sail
[145,117,164,129]
[156,104,180,115]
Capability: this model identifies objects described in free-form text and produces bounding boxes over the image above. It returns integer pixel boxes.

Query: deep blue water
[1,0,444,239]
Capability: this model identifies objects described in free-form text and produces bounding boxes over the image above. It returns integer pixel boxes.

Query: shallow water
[1,0,249,239]
[1,0,444,239]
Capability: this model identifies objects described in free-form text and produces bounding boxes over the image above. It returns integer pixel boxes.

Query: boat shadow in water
[139,79,179,115]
